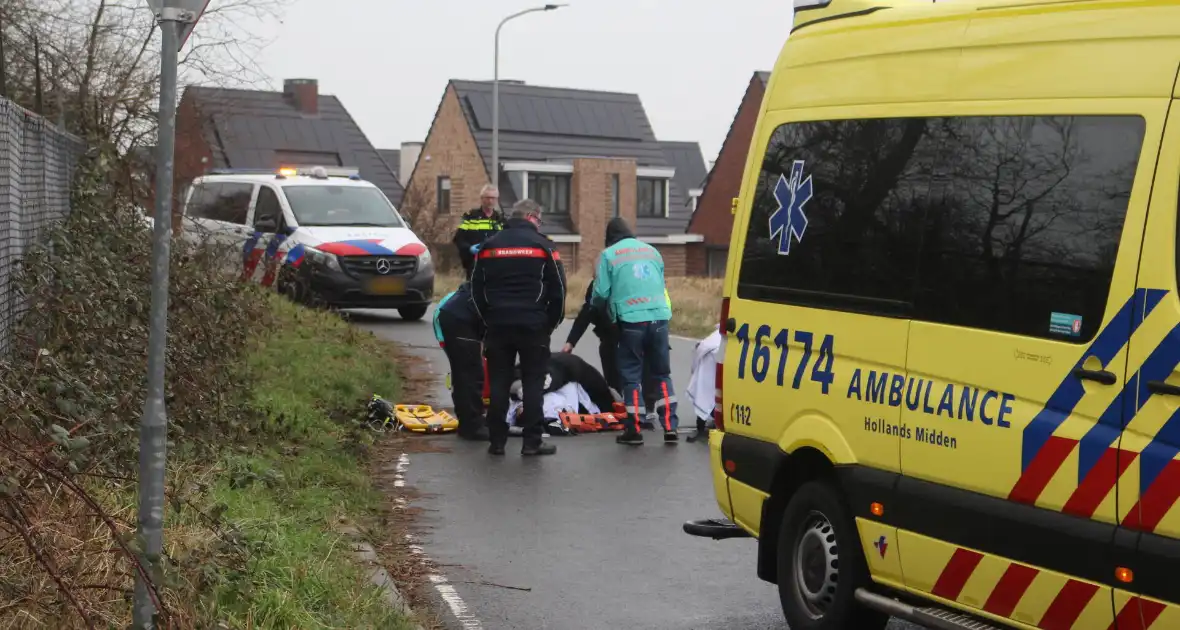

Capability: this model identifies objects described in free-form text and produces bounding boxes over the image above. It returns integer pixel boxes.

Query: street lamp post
[492,4,566,190]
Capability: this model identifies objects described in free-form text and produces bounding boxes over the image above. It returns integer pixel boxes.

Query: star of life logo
[767,160,814,256]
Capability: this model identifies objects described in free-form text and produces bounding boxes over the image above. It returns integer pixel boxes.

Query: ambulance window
[736,118,937,315]
[914,115,1144,342]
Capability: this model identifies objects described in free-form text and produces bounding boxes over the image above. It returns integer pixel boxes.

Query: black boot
[617,431,644,446]
[521,442,557,456]
[459,425,490,441]
[686,418,709,443]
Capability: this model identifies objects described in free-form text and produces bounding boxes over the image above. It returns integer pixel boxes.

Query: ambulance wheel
[398,305,428,321]
[777,479,888,630]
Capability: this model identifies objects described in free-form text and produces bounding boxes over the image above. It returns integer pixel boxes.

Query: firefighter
[432,281,488,440]
[453,184,506,278]
[591,217,679,446]
[472,199,566,456]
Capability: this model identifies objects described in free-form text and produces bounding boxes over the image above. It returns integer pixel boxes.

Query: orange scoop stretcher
[557,411,626,434]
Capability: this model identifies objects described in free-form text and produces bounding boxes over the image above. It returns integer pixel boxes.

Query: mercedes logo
[375,258,392,275]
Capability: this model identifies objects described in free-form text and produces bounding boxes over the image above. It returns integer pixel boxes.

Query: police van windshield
[283,185,406,228]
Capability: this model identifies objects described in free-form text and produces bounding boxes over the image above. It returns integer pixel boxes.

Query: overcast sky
[246,0,795,166]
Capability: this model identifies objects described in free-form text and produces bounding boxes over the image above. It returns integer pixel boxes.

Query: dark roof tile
[448,80,701,235]
[377,149,401,179]
[186,86,404,206]
[658,140,708,200]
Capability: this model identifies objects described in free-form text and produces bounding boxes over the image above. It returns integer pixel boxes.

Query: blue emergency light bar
[206,166,362,180]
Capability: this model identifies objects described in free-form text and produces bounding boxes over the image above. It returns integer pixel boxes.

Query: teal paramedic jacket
[432,291,455,345]
[592,236,673,324]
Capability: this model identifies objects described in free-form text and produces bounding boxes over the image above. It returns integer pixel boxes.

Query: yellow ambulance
[683,1,1180,629]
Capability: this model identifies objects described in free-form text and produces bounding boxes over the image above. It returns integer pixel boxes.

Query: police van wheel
[777,479,888,630]
[398,305,428,321]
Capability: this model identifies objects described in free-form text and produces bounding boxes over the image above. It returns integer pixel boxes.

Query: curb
[339,524,426,630]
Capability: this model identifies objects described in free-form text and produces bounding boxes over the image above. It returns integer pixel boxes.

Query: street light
[492,3,567,194]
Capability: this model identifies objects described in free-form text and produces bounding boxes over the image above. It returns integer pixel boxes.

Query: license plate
[367,277,405,295]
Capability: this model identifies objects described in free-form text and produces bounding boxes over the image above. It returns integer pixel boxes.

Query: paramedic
[592,217,679,446]
[453,184,506,278]
[432,281,488,441]
[472,199,566,456]
[562,273,668,429]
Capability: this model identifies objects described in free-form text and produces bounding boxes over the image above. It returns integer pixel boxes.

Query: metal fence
[0,97,83,357]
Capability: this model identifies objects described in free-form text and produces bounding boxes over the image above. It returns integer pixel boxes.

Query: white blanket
[687,326,722,422]
[506,382,600,426]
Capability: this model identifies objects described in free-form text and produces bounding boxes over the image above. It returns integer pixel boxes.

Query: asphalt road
[353,307,921,630]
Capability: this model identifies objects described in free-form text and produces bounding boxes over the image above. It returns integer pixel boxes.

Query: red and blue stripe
[285,244,307,267]
[1076,323,1180,483]
[1012,288,1167,506]
[311,239,425,257]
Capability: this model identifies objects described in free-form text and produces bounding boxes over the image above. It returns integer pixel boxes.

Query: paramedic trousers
[438,311,485,436]
[598,331,660,411]
[617,320,679,433]
[486,326,550,449]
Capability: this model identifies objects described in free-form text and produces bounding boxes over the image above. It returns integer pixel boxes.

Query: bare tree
[4,0,290,151]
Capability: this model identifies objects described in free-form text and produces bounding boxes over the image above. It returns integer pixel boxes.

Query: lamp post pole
[492,4,567,186]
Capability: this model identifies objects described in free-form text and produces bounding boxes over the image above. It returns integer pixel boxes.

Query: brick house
[401,80,707,276]
[156,78,403,223]
[685,71,770,277]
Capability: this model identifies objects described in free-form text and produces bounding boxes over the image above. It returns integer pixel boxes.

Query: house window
[611,174,620,217]
[637,177,668,218]
[437,176,452,214]
[528,173,571,214]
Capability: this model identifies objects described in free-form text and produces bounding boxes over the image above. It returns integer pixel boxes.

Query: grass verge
[169,296,416,629]
[435,269,721,338]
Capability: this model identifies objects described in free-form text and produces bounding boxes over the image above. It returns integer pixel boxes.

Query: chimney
[399,141,423,188]
[283,78,319,115]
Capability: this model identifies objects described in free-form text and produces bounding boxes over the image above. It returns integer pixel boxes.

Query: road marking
[429,574,485,629]
[395,452,487,629]
[394,453,408,488]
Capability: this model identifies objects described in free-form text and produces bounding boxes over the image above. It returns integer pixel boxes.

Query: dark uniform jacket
[511,352,617,412]
[565,282,615,347]
[452,208,506,277]
[545,352,616,411]
[439,282,483,328]
[471,218,566,331]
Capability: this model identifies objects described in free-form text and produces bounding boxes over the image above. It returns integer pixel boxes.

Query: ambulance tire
[777,479,888,630]
[398,305,428,321]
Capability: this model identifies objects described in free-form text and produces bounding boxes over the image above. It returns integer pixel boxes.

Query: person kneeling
[433,281,489,440]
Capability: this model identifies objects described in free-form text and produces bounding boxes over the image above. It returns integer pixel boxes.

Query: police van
[181,166,434,320]
[685,0,1180,628]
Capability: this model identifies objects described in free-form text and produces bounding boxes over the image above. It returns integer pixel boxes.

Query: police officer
[592,217,679,446]
[432,281,488,441]
[472,199,566,456]
[453,184,506,278]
